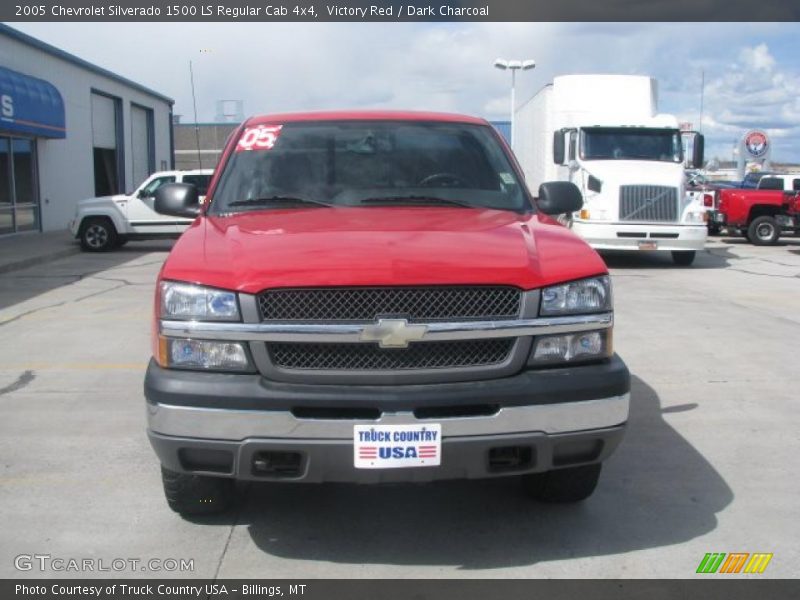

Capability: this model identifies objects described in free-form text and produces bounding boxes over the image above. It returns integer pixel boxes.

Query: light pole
[494,58,536,148]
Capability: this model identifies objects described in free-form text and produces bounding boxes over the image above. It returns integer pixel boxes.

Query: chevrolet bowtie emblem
[360,319,428,348]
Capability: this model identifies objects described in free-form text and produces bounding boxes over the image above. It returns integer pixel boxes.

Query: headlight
[160,281,240,321]
[684,211,706,224]
[540,276,611,316]
[160,338,250,371]
[529,330,611,366]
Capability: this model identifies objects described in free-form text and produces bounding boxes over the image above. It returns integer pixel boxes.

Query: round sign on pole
[743,130,769,158]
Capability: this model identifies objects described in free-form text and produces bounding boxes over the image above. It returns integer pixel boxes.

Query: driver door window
[138,176,176,199]
[128,175,178,233]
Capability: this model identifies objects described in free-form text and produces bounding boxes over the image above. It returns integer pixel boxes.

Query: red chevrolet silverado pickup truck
[146,111,630,516]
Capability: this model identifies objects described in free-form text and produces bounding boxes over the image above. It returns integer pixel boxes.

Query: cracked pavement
[0,236,798,578]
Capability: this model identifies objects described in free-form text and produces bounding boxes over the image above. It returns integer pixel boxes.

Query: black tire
[671,250,696,266]
[747,216,780,246]
[115,235,129,248]
[161,467,235,516]
[522,463,602,503]
[79,217,118,252]
[707,224,721,236]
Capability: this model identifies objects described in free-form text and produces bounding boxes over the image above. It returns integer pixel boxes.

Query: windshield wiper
[358,195,475,208]
[228,196,335,209]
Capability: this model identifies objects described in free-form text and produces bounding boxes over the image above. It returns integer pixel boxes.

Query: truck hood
[161,207,607,293]
[77,194,130,208]
[580,160,685,187]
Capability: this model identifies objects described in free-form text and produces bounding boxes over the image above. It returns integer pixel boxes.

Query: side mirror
[154,183,201,218]
[553,131,565,165]
[537,181,583,215]
[691,133,704,169]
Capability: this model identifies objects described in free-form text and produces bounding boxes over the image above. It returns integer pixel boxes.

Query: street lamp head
[495,58,536,71]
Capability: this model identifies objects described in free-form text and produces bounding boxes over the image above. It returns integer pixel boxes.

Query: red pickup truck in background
[712,189,800,245]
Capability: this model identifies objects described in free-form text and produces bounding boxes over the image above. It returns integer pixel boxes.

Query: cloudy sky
[10,22,800,162]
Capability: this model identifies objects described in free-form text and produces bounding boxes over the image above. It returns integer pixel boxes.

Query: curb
[0,244,82,275]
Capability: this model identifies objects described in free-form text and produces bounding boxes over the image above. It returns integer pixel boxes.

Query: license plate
[638,241,658,251]
[354,424,441,469]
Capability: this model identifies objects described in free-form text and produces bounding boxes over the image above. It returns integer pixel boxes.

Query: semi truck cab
[515,74,707,266]
[555,122,707,265]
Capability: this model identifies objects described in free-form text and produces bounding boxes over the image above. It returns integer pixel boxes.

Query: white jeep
[69,169,213,251]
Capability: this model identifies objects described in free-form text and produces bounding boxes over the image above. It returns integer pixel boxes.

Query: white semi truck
[514,74,707,266]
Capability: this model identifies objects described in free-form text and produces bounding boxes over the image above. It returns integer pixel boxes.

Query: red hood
[161,207,606,293]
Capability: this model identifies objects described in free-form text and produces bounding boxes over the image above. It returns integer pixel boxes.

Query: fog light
[529,330,611,366]
[166,338,250,371]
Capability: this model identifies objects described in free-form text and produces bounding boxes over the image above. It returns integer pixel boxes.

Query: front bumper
[145,356,630,483]
[573,221,707,251]
[149,426,626,483]
[709,211,727,226]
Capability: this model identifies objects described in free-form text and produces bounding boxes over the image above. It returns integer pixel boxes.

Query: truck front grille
[258,286,521,322]
[267,339,515,371]
[619,185,679,222]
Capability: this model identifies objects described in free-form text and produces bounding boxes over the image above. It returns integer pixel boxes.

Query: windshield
[210,120,529,214]
[581,127,682,163]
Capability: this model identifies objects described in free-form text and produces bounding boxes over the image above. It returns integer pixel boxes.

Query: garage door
[91,93,121,196]
[131,105,153,189]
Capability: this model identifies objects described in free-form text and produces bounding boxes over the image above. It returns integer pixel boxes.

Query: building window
[0,135,40,234]
[91,91,124,196]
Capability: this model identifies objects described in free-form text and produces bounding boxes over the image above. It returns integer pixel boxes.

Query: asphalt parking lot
[0,235,798,578]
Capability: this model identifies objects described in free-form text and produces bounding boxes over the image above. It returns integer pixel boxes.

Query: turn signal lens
[529,330,611,366]
[166,338,250,371]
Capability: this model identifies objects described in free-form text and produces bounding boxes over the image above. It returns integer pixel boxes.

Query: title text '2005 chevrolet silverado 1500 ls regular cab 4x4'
[145,111,631,516]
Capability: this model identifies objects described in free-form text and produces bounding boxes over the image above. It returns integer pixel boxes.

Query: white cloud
[8,22,800,160]
[740,43,776,72]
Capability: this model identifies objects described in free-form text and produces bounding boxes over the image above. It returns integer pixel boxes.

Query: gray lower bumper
[148,425,626,483]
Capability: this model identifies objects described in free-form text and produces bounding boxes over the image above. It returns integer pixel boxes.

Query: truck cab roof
[245,110,489,127]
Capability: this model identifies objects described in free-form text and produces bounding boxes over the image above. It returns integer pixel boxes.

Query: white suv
[757,174,800,192]
[69,169,213,251]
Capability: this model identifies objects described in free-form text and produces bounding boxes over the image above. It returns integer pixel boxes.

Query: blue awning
[489,121,511,143]
[0,65,65,138]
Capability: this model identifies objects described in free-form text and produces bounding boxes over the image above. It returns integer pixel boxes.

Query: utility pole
[189,60,203,170]
[699,70,705,134]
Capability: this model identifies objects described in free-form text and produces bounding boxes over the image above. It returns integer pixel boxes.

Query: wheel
[707,224,721,236]
[671,250,696,266]
[161,467,235,516]
[115,235,129,248]
[79,217,118,252]
[747,216,780,246]
[522,463,602,503]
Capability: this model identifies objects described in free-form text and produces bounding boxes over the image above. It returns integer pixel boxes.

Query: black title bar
[3,0,800,22]
[4,579,800,600]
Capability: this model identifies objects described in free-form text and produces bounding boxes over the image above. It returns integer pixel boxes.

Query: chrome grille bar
[160,312,613,343]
